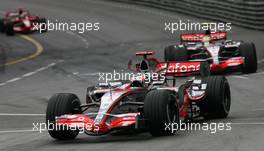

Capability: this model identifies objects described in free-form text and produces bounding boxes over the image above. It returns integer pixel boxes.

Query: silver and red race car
[164,30,257,73]
[46,51,231,140]
[0,8,46,36]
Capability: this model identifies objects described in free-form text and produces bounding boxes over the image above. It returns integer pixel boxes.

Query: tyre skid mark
[66,31,90,49]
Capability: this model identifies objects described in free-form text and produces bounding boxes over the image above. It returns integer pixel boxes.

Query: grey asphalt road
[0,0,264,151]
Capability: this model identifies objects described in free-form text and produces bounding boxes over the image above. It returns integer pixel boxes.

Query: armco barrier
[110,0,264,30]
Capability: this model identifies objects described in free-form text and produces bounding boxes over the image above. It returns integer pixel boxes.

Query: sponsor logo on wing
[157,62,200,73]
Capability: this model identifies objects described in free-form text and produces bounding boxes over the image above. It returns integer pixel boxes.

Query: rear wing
[155,61,210,77]
[180,32,227,42]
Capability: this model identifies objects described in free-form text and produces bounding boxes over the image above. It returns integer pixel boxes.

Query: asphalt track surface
[0,0,264,151]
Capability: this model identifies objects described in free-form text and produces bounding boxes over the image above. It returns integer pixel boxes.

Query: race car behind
[164,30,257,74]
[0,8,46,36]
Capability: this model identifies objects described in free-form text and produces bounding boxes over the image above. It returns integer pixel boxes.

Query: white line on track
[258,59,264,63]
[231,122,264,125]
[22,72,36,77]
[0,130,42,133]
[0,113,45,116]
[245,71,264,76]
[230,75,249,79]
[6,77,22,83]
[0,62,58,87]
[73,72,98,76]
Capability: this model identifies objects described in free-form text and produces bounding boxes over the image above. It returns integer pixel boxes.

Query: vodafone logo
[158,62,200,73]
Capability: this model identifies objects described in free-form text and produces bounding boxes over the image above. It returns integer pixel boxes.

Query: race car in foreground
[46,51,231,140]
[164,30,257,73]
[0,8,46,36]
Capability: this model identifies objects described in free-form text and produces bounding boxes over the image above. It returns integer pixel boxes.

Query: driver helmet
[18,8,24,15]
[205,29,211,35]
[202,29,211,46]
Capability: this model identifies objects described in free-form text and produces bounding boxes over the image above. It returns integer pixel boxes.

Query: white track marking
[250,108,264,111]
[66,31,90,49]
[6,77,22,83]
[68,72,98,77]
[0,62,58,87]
[245,71,264,77]
[0,83,7,86]
[75,72,98,76]
[0,113,45,116]
[230,75,249,79]
[231,122,264,125]
[0,129,43,133]
[22,72,36,77]
[80,73,98,76]
[258,59,264,63]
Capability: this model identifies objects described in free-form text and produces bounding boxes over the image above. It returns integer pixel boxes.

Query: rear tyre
[239,42,257,73]
[164,45,188,61]
[0,19,5,33]
[144,90,179,136]
[199,76,231,119]
[46,93,82,140]
[5,22,14,36]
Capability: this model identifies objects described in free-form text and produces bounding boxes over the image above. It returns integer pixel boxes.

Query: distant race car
[0,8,46,36]
[164,30,257,73]
[46,51,231,140]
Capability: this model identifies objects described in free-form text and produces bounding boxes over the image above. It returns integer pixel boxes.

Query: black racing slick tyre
[199,76,231,119]
[5,22,14,36]
[164,45,188,61]
[144,90,179,136]
[239,42,257,73]
[46,93,82,140]
[0,19,4,33]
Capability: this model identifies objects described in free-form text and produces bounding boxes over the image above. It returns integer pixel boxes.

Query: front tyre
[144,90,179,136]
[5,22,14,36]
[239,42,257,73]
[46,93,81,140]
[199,76,231,119]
